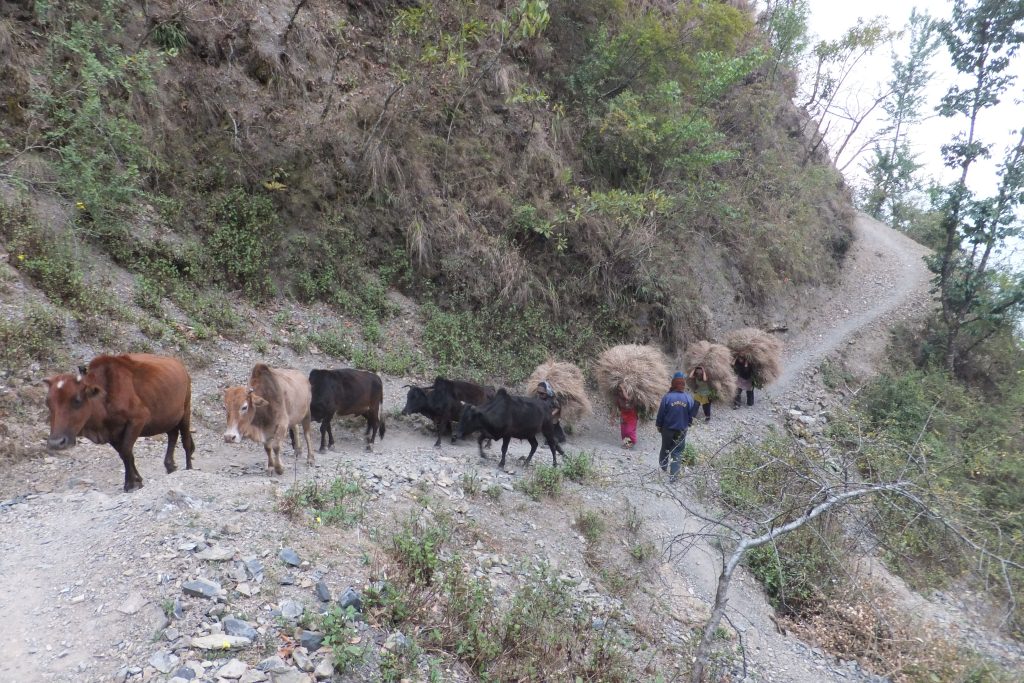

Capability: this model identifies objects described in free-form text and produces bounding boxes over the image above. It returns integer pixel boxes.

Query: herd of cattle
[41,353,566,492]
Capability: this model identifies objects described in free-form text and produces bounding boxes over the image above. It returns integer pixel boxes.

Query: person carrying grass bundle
[655,372,699,483]
[615,385,638,449]
[689,365,713,423]
[733,354,755,408]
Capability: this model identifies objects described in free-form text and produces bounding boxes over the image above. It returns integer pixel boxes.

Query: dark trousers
[658,429,687,476]
[701,402,711,420]
[733,389,753,407]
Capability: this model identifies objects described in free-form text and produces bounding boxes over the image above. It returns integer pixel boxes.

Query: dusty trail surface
[1,214,1017,683]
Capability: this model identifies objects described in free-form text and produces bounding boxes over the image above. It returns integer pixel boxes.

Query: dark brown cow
[309,369,385,452]
[223,364,314,474]
[42,354,195,492]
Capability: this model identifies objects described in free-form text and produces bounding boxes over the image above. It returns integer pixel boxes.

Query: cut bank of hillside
[1,0,853,380]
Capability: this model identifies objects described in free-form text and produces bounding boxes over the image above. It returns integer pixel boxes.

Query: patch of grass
[320,605,366,672]
[278,477,367,527]
[562,450,596,483]
[460,471,481,497]
[207,188,279,299]
[389,513,450,586]
[485,484,503,502]
[573,508,605,545]
[364,581,415,627]
[630,541,656,563]
[820,358,853,390]
[309,326,353,359]
[515,464,563,501]
[0,304,65,371]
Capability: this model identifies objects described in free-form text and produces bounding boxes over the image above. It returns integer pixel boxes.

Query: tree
[860,9,940,231]
[930,0,1024,372]
[799,17,897,169]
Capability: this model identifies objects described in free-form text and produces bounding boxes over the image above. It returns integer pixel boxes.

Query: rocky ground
[1,213,1021,683]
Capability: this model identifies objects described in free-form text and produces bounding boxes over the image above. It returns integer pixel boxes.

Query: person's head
[537,381,554,399]
[671,371,686,392]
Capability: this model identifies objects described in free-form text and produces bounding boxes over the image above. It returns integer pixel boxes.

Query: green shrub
[515,464,563,501]
[0,304,65,370]
[745,521,847,614]
[207,188,279,298]
[389,514,450,586]
[309,327,353,359]
[278,477,367,527]
[561,450,596,483]
[321,605,366,672]
[364,581,415,627]
[573,508,605,545]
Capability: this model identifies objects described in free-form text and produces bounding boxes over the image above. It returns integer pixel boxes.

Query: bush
[207,188,279,298]
[745,522,847,614]
[278,477,367,527]
[561,450,596,483]
[320,605,366,672]
[573,508,605,545]
[389,513,450,586]
[515,464,563,500]
[0,304,65,370]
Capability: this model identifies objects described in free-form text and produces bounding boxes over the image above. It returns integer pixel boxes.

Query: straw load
[594,344,670,417]
[524,360,593,425]
[723,327,783,388]
[682,341,737,403]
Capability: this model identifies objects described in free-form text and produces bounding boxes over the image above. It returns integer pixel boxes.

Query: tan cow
[223,364,314,474]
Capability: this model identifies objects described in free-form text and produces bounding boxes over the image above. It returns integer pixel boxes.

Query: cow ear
[83,385,103,399]
[78,365,88,377]
[251,395,269,408]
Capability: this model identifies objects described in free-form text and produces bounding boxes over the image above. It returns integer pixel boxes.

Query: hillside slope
[3,212,1020,683]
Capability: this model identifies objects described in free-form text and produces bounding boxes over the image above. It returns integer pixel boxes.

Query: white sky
[802,0,1024,265]
[803,0,1023,193]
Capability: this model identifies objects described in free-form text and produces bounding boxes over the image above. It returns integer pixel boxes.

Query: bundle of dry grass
[682,341,737,403]
[524,360,593,425]
[724,328,783,388]
[594,345,670,417]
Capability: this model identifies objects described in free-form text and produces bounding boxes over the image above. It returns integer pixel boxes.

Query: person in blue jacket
[655,372,700,482]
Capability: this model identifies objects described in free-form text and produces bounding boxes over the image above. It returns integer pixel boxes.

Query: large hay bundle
[594,345,669,417]
[724,328,783,388]
[682,341,737,403]
[525,360,593,425]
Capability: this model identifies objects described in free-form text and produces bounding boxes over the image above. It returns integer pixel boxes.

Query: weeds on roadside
[277,477,367,527]
[515,464,563,501]
[562,450,596,483]
[321,605,366,672]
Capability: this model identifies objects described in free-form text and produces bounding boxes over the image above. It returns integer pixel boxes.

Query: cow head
[42,371,104,450]
[401,386,430,415]
[223,385,269,443]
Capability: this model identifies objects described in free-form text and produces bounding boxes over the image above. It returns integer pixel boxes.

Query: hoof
[124,482,144,493]
[318,447,327,454]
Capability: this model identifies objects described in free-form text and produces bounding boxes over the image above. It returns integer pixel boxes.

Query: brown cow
[223,364,314,475]
[42,354,196,492]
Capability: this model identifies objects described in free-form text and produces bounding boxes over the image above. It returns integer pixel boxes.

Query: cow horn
[77,365,88,377]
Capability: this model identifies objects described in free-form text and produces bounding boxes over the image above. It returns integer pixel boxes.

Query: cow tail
[378,403,386,441]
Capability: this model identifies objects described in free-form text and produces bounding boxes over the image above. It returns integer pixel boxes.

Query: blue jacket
[655,390,699,432]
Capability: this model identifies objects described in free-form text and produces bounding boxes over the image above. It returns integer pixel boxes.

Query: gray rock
[183,578,222,599]
[337,586,362,613]
[383,631,410,652]
[224,617,259,640]
[270,671,312,683]
[314,579,331,603]
[172,667,195,680]
[245,557,265,579]
[291,647,314,672]
[168,678,191,683]
[190,634,251,650]
[298,630,323,651]
[196,545,235,561]
[172,597,184,619]
[279,599,304,620]
[278,548,301,567]
[313,659,334,680]
[279,572,296,586]
[141,602,170,632]
[240,671,270,683]
[217,658,248,679]
[117,592,148,615]
[257,656,292,674]
[149,650,178,674]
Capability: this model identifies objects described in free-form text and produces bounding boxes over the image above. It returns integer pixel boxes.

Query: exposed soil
[0,213,1019,682]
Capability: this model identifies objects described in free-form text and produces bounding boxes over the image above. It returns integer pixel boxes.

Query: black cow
[456,389,565,469]
[308,369,385,452]
[401,377,495,447]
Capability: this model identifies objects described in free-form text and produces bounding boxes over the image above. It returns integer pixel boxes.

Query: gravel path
[2,212,1015,683]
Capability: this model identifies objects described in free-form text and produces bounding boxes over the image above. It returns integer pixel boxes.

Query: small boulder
[314,580,331,603]
[224,617,258,640]
[149,650,178,674]
[190,634,251,650]
[297,630,323,651]
[217,658,248,680]
[117,592,148,615]
[279,599,303,620]
[337,586,362,613]
[291,647,314,672]
[278,548,301,567]
[182,578,222,600]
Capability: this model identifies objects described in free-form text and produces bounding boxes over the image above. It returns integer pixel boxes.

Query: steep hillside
[0,0,853,379]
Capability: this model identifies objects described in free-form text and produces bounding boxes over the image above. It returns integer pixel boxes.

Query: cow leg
[318,417,330,453]
[289,426,298,452]
[115,421,146,491]
[497,437,512,469]
[477,434,487,458]
[164,427,180,474]
[302,414,315,466]
[364,412,376,452]
[180,422,196,470]
[448,418,458,445]
[263,444,276,474]
[523,436,539,466]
